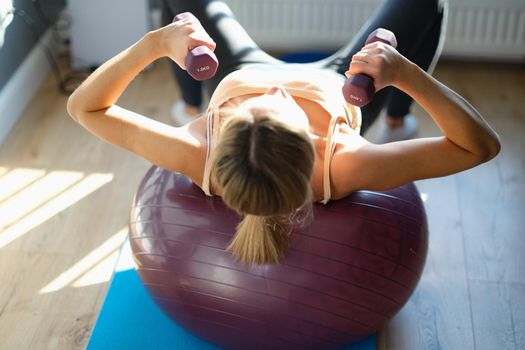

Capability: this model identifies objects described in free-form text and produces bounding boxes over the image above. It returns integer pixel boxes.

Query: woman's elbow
[478,132,501,163]
[491,132,502,157]
[66,92,81,122]
[487,131,501,159]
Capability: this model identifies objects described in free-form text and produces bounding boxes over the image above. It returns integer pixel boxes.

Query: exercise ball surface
[129,166,428,350]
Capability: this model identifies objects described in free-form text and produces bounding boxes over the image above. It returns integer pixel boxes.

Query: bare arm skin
[331,42,501,196]
[66,20,216,183]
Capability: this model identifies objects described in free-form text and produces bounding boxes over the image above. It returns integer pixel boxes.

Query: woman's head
[211,88,315,265]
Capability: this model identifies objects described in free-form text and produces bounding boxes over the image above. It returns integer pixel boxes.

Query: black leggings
[161,0,445,134]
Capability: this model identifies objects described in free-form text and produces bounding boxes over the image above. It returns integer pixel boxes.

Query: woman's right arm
[332,42,501,194]
[67,19,215,182]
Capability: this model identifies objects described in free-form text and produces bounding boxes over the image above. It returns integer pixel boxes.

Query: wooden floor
[0,58,523,350]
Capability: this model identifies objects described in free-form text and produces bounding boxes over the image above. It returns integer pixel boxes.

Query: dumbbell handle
[342,28,397,107]
[173,13,218,81]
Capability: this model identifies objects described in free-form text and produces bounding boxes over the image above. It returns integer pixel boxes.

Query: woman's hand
[345,42,409,91]
[151,17,216,70]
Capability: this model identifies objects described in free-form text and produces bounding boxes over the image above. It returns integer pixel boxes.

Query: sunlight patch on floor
[0,170,83,228]
[0,168,46,203]
[39,227,128,294]
[72,249,122,288]
[0,166,8,177]
[0,168,114,248]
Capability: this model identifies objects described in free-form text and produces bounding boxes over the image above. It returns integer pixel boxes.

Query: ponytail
[227,215,291,265]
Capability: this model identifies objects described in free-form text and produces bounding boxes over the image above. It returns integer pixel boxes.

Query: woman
[67,0,500,265]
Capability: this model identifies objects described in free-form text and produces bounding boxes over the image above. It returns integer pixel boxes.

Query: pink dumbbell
[173,12,218,81]
[342,28,397,107]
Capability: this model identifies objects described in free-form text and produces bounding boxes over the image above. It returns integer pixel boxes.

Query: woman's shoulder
[174,114,209,188]
[328,129,370,200]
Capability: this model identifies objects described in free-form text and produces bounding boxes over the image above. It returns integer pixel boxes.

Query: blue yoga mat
[87,241,376,350]
[279,51,332,63]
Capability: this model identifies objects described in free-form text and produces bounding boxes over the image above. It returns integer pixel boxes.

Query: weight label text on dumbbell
[197,66,210,72]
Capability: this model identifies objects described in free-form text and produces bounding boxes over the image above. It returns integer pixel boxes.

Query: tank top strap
[202,107,218,197]
[321,116,344,204]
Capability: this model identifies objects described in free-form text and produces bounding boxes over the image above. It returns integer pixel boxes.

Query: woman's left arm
[66,20,215,180]
[332,43,501,193]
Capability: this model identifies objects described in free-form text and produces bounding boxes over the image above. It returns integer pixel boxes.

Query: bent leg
[161,2,203,108]
[363,6,445,134]
[310,0,446,134]
[385,9,445,119]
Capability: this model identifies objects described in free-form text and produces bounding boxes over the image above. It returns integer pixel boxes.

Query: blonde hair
[211,107,315,265]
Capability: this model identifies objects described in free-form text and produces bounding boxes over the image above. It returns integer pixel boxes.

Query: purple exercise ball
[129,166,428,350]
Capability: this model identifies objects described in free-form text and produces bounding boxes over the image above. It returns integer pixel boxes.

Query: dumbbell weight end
[342,28,397,107]
[173,12,218,81]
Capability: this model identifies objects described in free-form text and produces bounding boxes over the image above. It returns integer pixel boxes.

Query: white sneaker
[170,100,202,126]
[373,114,419,144]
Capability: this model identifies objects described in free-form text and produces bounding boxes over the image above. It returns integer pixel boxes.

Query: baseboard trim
[0,28,61,146]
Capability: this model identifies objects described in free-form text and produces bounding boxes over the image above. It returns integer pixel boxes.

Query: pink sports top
[201,65,362,204]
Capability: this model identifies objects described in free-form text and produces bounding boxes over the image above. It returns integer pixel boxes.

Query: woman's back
[195,65,362,203]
